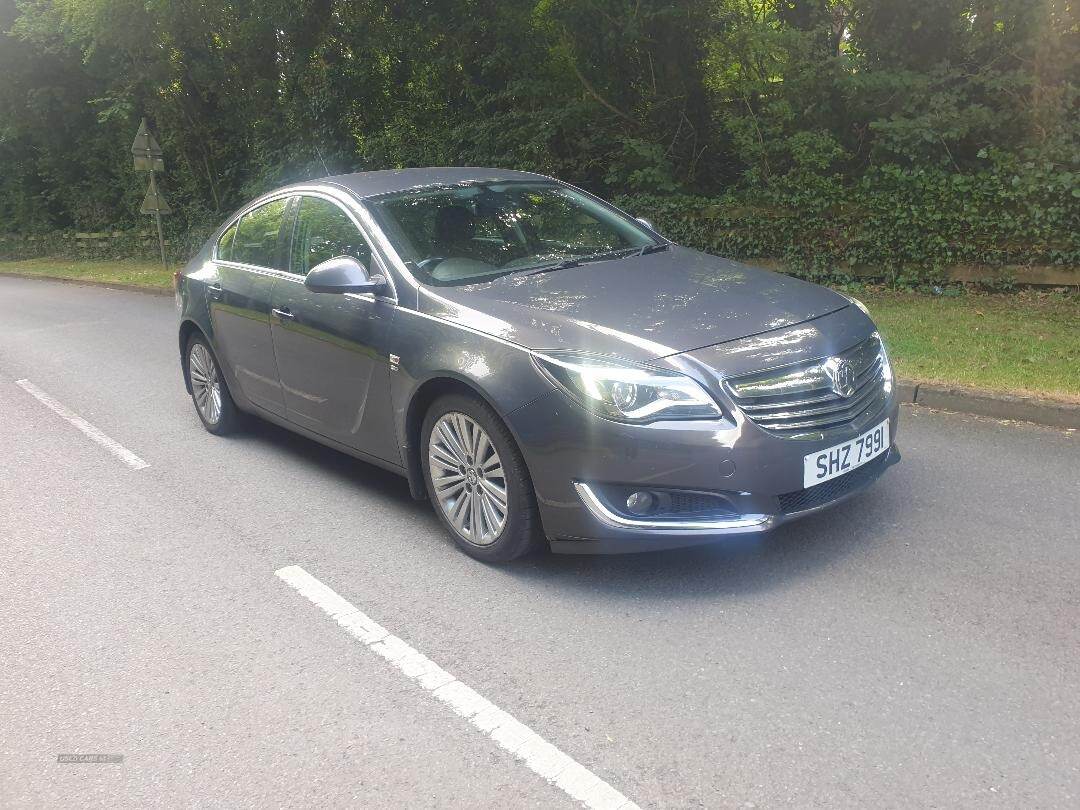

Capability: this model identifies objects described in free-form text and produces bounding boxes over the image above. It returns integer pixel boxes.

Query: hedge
[619,157,1079,287]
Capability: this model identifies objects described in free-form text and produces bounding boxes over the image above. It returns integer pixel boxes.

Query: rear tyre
[185,334,239,435]
[422,393,544,562]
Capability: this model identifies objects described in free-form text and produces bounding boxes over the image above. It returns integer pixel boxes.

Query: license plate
[803,419,889,489]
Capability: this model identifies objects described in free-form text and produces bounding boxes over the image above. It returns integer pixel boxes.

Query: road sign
[130,118,169,274]
[140,174,171,215]
[133,154,165,172]
[130,119,164,168]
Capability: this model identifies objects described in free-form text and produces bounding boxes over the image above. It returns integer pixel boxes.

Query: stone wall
[0,230,186,262]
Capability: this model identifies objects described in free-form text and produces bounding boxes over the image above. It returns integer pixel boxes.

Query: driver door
[268,195,399,464]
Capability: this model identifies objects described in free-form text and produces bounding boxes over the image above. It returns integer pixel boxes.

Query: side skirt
[245,402,411,482]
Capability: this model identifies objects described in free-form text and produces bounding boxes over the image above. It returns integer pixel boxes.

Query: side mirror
[304,255,386,295]
[635,217,658,233]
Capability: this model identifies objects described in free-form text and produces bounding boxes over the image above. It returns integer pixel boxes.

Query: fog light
[625,491,656,515]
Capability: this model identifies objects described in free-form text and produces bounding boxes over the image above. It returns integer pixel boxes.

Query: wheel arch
[402,374,525,502]
[178,319,204,394]
[179,319,241,408]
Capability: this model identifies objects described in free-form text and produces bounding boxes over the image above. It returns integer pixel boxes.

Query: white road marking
[15,379,149,470]
[275,565,641,810]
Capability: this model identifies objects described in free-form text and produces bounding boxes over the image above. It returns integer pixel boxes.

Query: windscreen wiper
[524,257,585,276]
[636,242,670,257]
[524,247,640,276]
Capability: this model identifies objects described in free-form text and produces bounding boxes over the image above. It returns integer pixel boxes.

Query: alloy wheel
[428,412,508,546]
[188,343,223,425]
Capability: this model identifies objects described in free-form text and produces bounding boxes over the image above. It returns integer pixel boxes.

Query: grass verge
[1,258,1076,401]
[0,258,171,289]
[856,288,1078,402]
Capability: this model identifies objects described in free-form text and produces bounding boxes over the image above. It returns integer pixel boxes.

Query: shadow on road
[232,410,905,598]
[503,486,905,600]
[239,415,416,504]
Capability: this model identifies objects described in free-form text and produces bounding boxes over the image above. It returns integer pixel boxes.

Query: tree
[0,0,1074,243]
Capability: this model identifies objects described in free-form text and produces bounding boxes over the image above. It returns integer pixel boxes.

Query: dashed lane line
[275,564,642,810]
[15,378,149,470]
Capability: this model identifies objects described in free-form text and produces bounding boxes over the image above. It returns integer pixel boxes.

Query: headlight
[873,331,894,393]
[532,351,724,423]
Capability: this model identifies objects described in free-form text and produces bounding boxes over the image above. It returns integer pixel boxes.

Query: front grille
[777,451,891,514]
[724,335,888,434]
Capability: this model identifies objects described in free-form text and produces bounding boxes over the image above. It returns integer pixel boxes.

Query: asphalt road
[1,275,1077,809]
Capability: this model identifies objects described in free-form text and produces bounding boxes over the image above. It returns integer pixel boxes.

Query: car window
[231,198,288,269]
[290,196,372,276]
[217,221,237,261]
[368,181,656,286]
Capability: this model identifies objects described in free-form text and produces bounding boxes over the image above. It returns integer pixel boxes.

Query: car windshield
[367,181,659,286]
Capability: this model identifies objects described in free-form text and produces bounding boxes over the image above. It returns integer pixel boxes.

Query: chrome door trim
[212,186,401,304]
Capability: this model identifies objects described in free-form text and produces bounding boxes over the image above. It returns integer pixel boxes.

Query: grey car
[176,168,900,561]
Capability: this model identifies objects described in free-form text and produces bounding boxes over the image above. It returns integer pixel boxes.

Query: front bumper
[506,387,901,554]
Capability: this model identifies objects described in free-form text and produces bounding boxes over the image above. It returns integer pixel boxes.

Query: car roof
[315,167,554,199]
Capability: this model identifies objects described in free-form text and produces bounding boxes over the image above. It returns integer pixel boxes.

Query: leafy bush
[619,139,1079,285]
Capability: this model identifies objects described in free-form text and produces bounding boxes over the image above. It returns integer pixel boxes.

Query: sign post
[130,118,170,275]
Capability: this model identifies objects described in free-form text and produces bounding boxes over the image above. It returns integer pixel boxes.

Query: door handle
[207,283,223,300]
[272,307,295,321]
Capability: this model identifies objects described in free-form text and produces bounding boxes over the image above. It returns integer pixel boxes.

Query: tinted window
[217,221,237,261]
[368,182,656,286]
[290,197,372,276]
[231,198,288,269]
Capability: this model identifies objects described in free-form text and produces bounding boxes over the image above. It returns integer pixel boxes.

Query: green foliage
[0,0,1076,282]
[620,137,1080,284]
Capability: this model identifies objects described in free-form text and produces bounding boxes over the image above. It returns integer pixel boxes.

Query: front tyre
[422,393,544,562]
[185,334,239,435]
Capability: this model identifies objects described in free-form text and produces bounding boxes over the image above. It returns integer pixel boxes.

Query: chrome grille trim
[724,335,888,434]
[740,361,881,413]
[749,378,882,423]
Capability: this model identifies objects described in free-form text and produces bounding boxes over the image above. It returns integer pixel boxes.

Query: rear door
[269,194,399,463]
[209,197,291,415]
